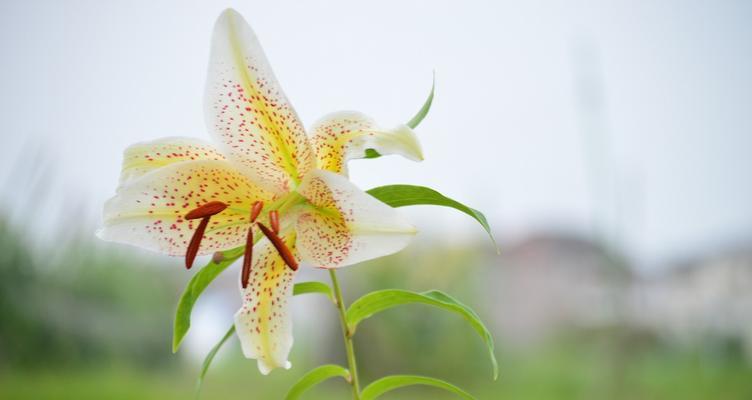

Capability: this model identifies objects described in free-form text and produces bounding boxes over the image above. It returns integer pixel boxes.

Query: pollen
[250,200,264,222]
[241,225,254,288]
[269,210,280,234]
[185,201,228,220]
[257,222,298,271]
[185,216,210,269]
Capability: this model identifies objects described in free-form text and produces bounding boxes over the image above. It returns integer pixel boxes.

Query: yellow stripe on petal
[234,234,297,375]
[205,9,314,194]
[99,159,275,256]
[310,111,424,175]
[294,169,416,268]
[118,137,226,187]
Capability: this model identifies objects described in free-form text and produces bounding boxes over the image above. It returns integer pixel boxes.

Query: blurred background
[1,0,751,399]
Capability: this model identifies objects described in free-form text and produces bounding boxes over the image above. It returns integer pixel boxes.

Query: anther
[185,201,228,220]
[185,217,210,269]
[250,201,264,222]
[257,222,298,271]
[269,210,280,234]
[241,225,254,288]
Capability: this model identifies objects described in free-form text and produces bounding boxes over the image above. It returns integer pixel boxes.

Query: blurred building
[488,233,752,358]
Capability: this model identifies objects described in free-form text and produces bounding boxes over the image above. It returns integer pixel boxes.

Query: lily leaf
[293,281,334,302]
[173,246,244,353]
[284,364,351,400]
[361,375,476,400]
[346,289,498,380]
[406,72,435,129]
[366,184,497,250]
[195,324,235,398]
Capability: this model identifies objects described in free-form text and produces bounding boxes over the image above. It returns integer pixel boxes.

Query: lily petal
[118,137,226,187]
[310,111,424,175]
[234,234,296,374]
[98,159,274,256]
[205,9,314,194]
[293,169,416,268]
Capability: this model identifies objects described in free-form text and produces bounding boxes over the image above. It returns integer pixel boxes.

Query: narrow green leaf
[346,289,498,380]
[195,324,235,398]
[361,375,476,400]
[172,246,244,353]
[284,364,351,400]
[367,184,497,250]
[406,73,435,129]
[293,281,334,301]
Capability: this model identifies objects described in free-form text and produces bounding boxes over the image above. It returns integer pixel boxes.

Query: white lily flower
[98,9,422,375]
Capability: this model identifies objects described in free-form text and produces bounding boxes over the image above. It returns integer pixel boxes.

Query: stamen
[241,225,253,288]
[250,201,264,222]
[185,201,228,220]
[257,222,298,271]
[269,210,280,234]
[185,217,210,269]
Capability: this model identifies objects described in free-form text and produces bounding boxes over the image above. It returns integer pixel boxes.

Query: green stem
[329,269,361,399]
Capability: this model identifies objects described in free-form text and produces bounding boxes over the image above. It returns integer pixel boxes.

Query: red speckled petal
[205,9,314,194]
[98,159,275,256]
[118,137,226,187]
[293,169,416,268]
[310,111,423,175]
[234,234,296,374]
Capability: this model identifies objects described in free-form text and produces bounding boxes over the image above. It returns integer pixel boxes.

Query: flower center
[184,194,303,283]
[241,201,298,289]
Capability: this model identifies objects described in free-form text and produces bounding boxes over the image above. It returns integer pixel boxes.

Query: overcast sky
[1,0,750,269]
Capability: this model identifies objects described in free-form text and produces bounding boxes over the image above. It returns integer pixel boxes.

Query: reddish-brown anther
[269,210,280,234]
[185,201,228,220]
[185,217,210,269]
[257,222,298,271]
[241,225,254,288]
[250,201,264,222]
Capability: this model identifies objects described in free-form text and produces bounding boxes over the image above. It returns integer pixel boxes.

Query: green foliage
[284,365,351,400]
[367,185,497,250]
[195,325,235,398]
[363,149,382,159]
[346,289,498,380]
[406,73,435,129]
[172,246,243,353]
[361,375,476,400]
[293,281,334,302]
